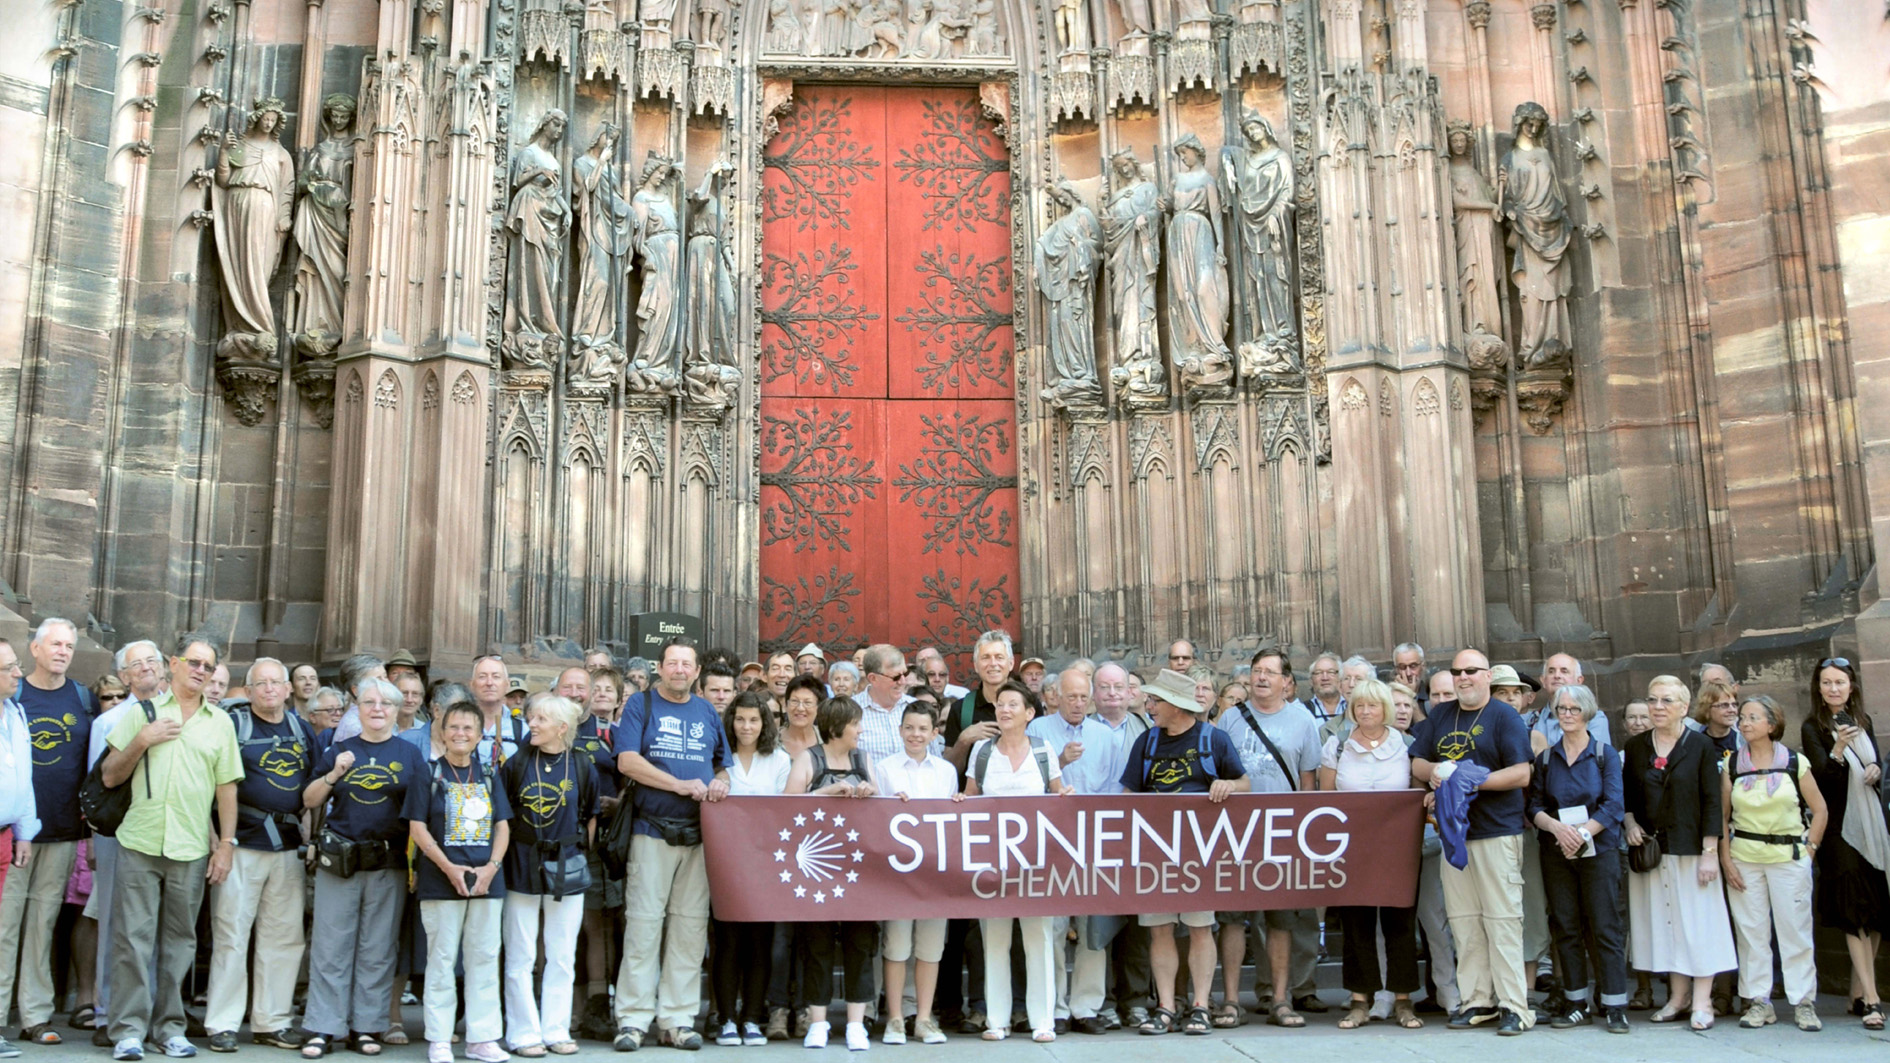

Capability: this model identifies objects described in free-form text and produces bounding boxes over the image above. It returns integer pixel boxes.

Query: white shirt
[969,737,1063,797]
[853,691,939,765]
[728,748,793,796]
[1320,731,1412,792]
[874,750,958,800]
[90,698,141,769]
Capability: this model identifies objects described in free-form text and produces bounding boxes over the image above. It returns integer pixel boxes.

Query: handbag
[1629,733,1688,874]
[539,843,594,897]
[1627,834,1662,873]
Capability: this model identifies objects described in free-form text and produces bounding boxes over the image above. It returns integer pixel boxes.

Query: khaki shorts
[1138,911,1215,928]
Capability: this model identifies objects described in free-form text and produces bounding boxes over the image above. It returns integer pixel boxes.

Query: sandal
[513,1047,548,1058]
[1182,1006,1211,1036]
[1393,1001,1423,1029]
[1864,1002,1885,1030]
[301,1036,332,1059]
[1649,1003,1688,1024]
[547,1043,579,1055]
[1211,1002,1243,1028]
[69,1007,96,1030]
[21,1025,61,1046]
[1337,1002,1371,1030]
[1628,986,1654,1011]
[348,1033,382,1056]
[1690,1010,1714,1031]
[379,1030,409,1046]
[1138,1007,1176,1036]
[1268,1001,1306,1028]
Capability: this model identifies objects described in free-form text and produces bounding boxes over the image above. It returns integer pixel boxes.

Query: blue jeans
[1539,842,1627,1007]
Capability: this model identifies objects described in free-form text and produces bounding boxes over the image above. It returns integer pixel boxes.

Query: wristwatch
[1577,827,1592,844]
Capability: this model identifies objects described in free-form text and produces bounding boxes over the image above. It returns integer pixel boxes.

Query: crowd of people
[0,620,1875,1058]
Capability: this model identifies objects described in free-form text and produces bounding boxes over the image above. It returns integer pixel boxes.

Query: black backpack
[78,700,157,837]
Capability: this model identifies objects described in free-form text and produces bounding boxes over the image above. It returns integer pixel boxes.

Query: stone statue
[856,0,905,57]
[1102,149,1165,406]
[290,93,355,360]
[1222,110,1297,376]
[693,0,730,48]
[967,0,1003,55]
[1055,0,1087,52]
[1116,0,1152,35]
[1036,179,1104,410]
[1166,133,1232,396]
[570,123,631,385]
[909,0,972,58]
[764,0,802,52]
[1448,120,1503,339]
[1175,0,1211,27]
[503,109,570,369]
[819,0,866,53]
[212,96,295,361]
[684,160,740,409]
[629,154,683,389]
[1497,101,1572,370]
[640,0,680,45]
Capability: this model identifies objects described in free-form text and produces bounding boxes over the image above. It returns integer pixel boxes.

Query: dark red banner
[702,791,1425,921]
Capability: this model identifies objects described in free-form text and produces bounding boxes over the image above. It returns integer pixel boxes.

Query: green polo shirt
[107,691,245,862]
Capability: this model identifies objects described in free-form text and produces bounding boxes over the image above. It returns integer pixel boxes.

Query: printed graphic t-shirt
[17,679,92,842]
[499,748,598,894]
[231,710,313,850]
[1118,720,1245,794]
[313,734,420,859]
[1410,698,1532,839]
[403,756,513,901]
[611,690,728,838]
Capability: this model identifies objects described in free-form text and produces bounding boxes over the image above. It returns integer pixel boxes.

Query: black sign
[630,612,704,658]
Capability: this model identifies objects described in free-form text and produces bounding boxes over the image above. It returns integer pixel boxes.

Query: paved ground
[16,997,1890,1063]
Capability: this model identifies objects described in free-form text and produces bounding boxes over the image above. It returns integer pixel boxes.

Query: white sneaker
[804,1021,830,1049]
[881,1021,905,1046]
[717,1022,741,1047]
[1740,1000,1776,1028]
[161,1038,198,1059]
[916,1018,946,1045]
[428,1044,453,1063]
[743,1023,768,1047]
[845,1023,869,1052]
[465,1042,509,1063]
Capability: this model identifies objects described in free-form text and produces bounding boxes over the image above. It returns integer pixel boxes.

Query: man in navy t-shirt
[1,618,92,1044]
[1118,669,1248,1034]
[1410,649,1534,1035]
[608,638,728,1051]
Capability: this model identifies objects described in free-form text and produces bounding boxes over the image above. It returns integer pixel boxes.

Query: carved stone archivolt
[761,0,1009,60]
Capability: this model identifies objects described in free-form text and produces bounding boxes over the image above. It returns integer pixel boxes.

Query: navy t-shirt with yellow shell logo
[231,709,313,850]
[499,747,599,894]
[18,679,93,843]
[313,734,422,860]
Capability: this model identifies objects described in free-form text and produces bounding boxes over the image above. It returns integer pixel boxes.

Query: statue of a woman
[570,124,632,384]
[1102,149,1164,405]
[290,94,355,356]
[629,154,683,386]
[1448,119,1510,380]
[1166,133,1232,393]
[1497,101,1572,369]
[684,160,740,408]
[504,109,570,367]
[1035,179,1103,409]
[212,97,296,359]
[1223,111,1296,372]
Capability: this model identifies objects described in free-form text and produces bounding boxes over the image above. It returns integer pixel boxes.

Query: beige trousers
[1440,833,1532,1027]
[614,833,710,1034]
[205,848,307,1034]
[0,839,77,1027]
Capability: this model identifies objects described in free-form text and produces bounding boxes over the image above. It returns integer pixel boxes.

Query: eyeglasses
[875,670,908,682]
[99,692,127,704]
[1821,658,1851,669]
[1449,666,1489,677]
[177,657,217,673]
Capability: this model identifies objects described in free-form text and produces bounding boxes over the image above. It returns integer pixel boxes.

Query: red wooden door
[759,86,1018,674]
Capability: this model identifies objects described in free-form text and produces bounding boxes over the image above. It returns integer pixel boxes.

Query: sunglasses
[1821,658,1851,669]
[1449,666,1489,677]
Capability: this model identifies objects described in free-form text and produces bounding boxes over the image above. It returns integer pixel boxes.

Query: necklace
[446,757,490,821]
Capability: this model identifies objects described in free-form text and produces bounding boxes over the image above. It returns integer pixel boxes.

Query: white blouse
[728,748,793,796]
[971,737,1063,797]
[1320,731,1411,792]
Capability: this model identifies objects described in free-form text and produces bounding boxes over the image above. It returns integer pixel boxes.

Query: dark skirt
[1814,833,1890,936]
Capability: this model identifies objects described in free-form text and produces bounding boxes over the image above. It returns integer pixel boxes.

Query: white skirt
[1628,853,1737,976]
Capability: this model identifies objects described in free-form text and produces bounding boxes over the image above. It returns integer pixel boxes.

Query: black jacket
[1623,728,1721,856]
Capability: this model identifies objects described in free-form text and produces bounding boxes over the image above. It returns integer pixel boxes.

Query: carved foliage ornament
[759,406,883,552]
[891,411,1016,556]
[763,94,881,231]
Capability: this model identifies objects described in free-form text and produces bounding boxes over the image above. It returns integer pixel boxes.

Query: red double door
[759,86,1019,674]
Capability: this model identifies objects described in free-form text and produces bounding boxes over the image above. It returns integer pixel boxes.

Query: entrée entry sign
[703,792,1425,921]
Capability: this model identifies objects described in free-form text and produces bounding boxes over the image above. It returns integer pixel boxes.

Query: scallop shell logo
[773,806,865,904]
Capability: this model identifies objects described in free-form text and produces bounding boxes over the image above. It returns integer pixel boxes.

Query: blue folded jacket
[1435,761,1492,870]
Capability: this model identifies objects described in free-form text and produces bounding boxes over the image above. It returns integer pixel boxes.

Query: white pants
[502,892,585,1048]
[1065,917,1110,1020]
[981,916,1055,1035]
[1416,850,1460,1010]
[1727,857,1817,1005]
[205,849,307,1034]
[880,919,946,963]
[421,898,503,1045]
[0,839,76,1027]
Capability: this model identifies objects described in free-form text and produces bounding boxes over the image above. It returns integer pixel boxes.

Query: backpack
[230,707,315,850]
[78,700,158,837]
[599,692,659,879]
[1138,719,1222,788]
[1729,749,1812,830]
[972,738,1054,791]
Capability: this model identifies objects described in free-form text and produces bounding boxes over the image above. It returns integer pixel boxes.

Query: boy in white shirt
[874,704,958,1044]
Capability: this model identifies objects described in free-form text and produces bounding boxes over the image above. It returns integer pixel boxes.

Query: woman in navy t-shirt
[405,703,514,1063]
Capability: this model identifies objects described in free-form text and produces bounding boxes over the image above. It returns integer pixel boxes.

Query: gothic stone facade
[0,0,1886,719]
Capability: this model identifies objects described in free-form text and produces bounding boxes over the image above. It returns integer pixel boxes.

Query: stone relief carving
[503,109,570,370]
[571,123,632,388]
[1103,149,1166,409]
[684,160,741,413]
[1498,102,1571,372]
[1449,120,1510,421]
[761,0,1004,58]
[1035,179,1103,411]
[1222,110,1298,380]
[1167,133,1233,401]
[628,153,684,394]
